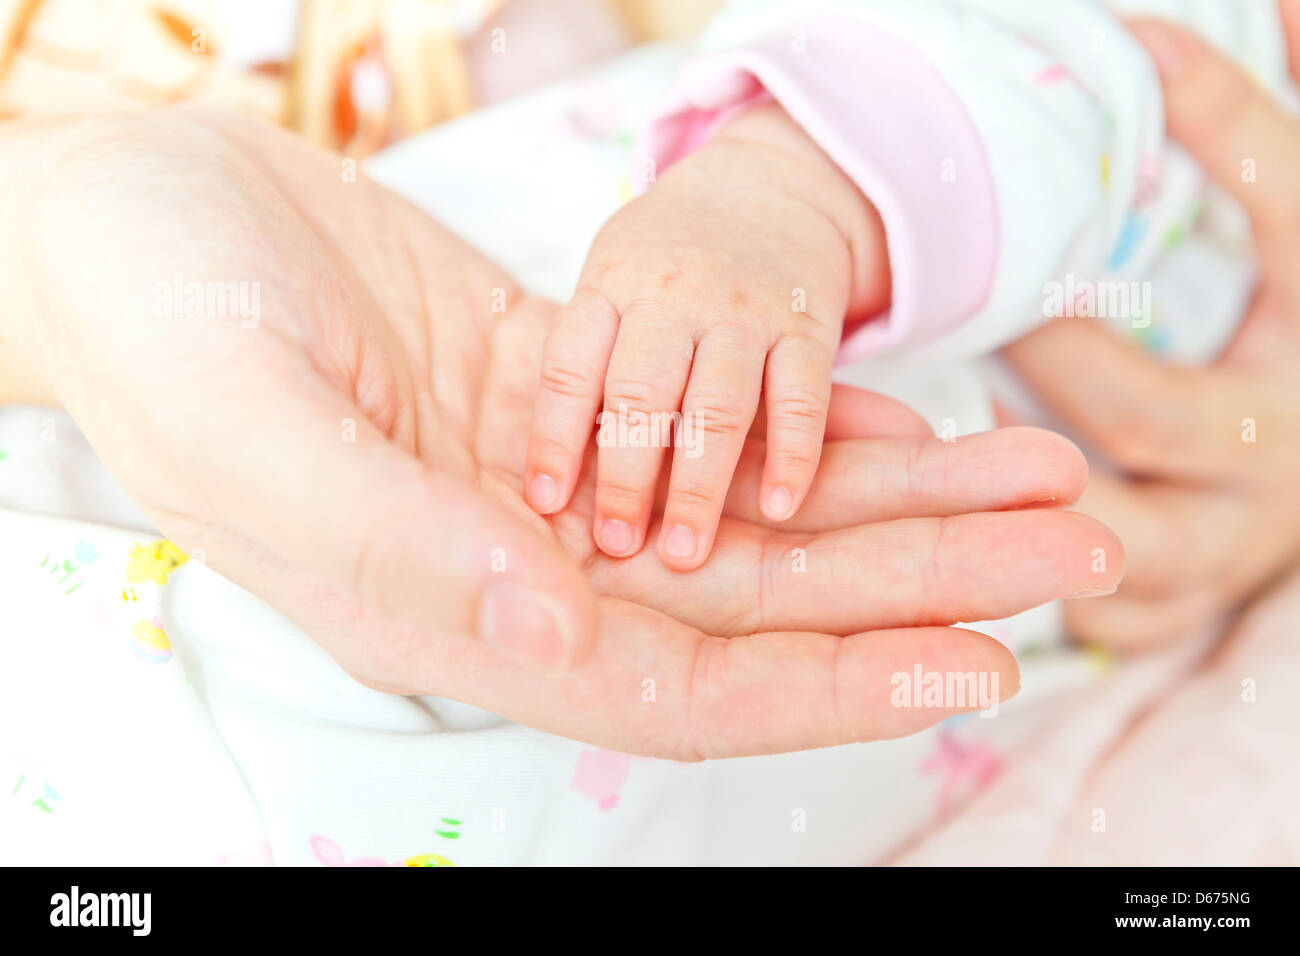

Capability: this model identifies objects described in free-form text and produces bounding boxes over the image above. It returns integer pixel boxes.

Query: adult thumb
[140,370,599,679]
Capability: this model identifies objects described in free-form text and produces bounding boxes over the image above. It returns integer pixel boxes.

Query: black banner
[0,866,1283,941]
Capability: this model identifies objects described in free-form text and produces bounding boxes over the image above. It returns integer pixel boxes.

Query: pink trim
[638,15,1000,359]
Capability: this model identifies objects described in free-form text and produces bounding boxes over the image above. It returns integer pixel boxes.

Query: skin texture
[1004,10,1300,649]
[0,107,1121,758]
[525,102,890,570]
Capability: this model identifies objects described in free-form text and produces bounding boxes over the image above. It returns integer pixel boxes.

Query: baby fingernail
[662,524,698,562]
[598,518,635,556]
[766,486,794,520]
[527,472,559,511]
[479,581,566,672]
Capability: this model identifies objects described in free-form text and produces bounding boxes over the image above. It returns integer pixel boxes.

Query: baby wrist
[711,103,889,321]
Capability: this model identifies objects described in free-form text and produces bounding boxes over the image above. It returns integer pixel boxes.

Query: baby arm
[527,0,1290,572]
[524,102,889,570]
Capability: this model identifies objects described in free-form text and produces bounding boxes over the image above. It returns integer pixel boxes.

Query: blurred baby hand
[525,103,890,570]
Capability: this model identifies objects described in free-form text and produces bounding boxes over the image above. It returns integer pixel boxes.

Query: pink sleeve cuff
[638,15,1000,361]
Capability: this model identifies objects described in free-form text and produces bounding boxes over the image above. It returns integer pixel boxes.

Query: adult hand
[1004,9,1300,648]
[0,107,1120,756]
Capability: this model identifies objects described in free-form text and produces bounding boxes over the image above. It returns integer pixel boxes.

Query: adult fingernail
[479,581,566,671]
[766,486,794,521]
[598,518,635,556]
[661,524,698,562]
[527,472,559,511]
[1068,584,1118,598]
[999,674,1021,702]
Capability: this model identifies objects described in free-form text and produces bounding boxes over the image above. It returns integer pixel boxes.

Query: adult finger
[1002,317,1272,482]
[747,381,934,441]
[1073,469,1295,605]
[1127,17,1300,250]
[823,383,934,440]
[719,426,1089,531]
[1284,0,1300,87]
[402,598,1021,759]
[1064,587,1225,650]
[138,349,599,677]
[590,508,1123,636]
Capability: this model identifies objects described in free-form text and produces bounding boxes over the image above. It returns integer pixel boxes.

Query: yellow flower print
[126,540,189,586]
[130,617,173,663]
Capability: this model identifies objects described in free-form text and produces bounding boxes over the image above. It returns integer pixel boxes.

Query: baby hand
[525,103,889,569]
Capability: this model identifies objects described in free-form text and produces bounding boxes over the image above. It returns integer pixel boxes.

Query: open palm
[13,108,1121,757]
